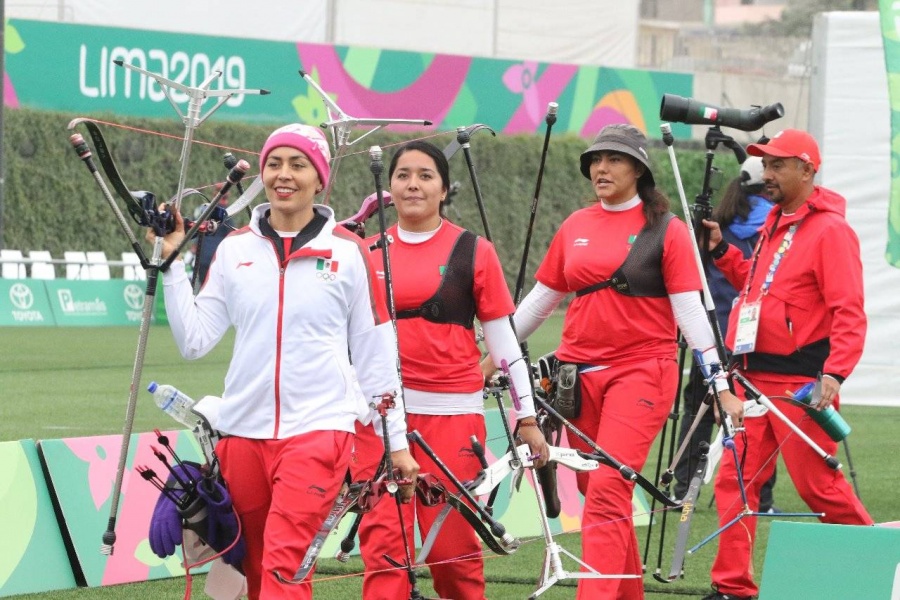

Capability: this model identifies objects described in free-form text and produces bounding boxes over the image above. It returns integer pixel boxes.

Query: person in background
[191,182,234,287]
[702,129,872,600]
[151,123,418,600]
[486,124,738,599]
[672,157,779,513]
[351,140,548,600]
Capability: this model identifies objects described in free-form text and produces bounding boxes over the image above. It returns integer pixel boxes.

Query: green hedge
[1,107,741,290]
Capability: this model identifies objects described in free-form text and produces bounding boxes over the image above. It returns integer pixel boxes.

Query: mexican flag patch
[316,258,339,272]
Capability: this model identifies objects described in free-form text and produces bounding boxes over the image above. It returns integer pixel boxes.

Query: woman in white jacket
[153,123,419,600]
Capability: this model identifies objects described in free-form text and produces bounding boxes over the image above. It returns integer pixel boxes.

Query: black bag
[536,352,581,420]
[555,362,581,419]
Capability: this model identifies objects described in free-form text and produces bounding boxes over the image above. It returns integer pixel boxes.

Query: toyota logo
[9,283,34,309]
[123,284,144,310]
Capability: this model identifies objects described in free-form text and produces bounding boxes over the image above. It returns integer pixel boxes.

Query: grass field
[1,321,897,599]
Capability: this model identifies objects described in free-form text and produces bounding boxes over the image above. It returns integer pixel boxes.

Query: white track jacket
[163,204,408,450]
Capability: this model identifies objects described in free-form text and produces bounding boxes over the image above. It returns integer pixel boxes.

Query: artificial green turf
[1,322,896,599]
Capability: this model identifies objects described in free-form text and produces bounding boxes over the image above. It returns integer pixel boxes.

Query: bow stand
[298,69,431,205]
[114,60,268,216]
[684,370,829,556]
[364,146,429,598]
[644,123,745,580]
[488,359,636,598]
[649,122,829,582]
[68,61,266,555]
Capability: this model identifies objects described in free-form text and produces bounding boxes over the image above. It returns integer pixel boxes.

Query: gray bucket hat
[579,124,654,186]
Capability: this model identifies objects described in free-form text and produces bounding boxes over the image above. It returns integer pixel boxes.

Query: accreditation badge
[732,301,761,355]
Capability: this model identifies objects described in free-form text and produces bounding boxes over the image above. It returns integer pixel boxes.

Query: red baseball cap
[747,129,821,171]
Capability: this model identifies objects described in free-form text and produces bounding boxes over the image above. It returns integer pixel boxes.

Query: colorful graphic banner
[0,440,77,597]
[879,1,900,267]
[4,19,691,138]
[39,430,211,587]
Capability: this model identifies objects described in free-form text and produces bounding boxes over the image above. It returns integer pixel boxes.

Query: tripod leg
[842,437,861,499]
[643,337,689,574]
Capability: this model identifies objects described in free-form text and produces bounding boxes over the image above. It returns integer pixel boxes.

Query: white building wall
[8,0,329,42]
[7,0,639,68]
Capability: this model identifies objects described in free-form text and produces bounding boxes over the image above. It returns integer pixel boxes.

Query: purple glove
[147,463,203,559]
[196,478,246,567]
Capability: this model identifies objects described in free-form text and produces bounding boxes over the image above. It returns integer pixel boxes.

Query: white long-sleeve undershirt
[482,317,536,419]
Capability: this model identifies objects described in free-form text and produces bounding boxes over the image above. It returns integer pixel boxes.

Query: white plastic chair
[64,251,90,280]
[1,249,27,279]
[86,251,111,280]
[121,251,146,281]
[28,250,56,279]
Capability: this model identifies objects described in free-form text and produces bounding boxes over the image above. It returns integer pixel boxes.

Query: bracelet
[518,420,539,428]
[710,240,730,260]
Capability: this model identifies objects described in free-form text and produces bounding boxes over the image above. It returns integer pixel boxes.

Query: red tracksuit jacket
[715,186,866,381]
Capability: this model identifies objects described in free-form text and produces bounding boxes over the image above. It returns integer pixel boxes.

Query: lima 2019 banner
[879,1,900,268]
[3,19,691,139]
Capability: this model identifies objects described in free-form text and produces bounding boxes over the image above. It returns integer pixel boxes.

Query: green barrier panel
[44,280,150,326]
[760,521,900,599]
[0,279,57,326]
[0,440,76,597]
[39,430,210,586]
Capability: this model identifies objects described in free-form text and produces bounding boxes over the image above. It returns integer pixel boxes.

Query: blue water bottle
[791,382,851,442]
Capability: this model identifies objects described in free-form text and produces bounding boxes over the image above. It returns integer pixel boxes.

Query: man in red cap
[700,129,873,600]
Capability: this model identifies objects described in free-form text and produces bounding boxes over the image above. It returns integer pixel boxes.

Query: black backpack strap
[575,279,615,298]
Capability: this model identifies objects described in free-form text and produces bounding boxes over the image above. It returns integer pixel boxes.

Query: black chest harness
[575,212,675,298]
[395,230,478,328]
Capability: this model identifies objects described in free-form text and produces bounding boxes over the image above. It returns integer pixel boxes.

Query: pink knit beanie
[259,124,331,187]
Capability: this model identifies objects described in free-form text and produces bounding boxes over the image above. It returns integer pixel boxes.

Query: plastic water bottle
[791,382,852,442]
[148,381,198,428]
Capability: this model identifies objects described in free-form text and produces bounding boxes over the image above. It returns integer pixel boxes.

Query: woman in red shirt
[352,140,548,600]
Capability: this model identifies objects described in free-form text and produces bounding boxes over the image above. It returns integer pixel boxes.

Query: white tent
[808,12,900,407]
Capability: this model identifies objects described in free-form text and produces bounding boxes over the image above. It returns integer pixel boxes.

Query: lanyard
[742,218,802,298]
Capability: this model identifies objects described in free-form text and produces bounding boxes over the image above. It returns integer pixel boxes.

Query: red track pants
[710,374,873,598]
[217,431,353,600]
[566,357,677,600]
[351,413,488,600]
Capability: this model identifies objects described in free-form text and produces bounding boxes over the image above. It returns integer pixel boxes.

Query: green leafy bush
[2,107,740,290]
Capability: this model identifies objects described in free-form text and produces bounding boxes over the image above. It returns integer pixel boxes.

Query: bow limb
[653,443,708,584]
[273,483,361,585]
[68,118,150,226]
[444,491,519,555]
[534,396,679,508]
[414,474,519,557]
